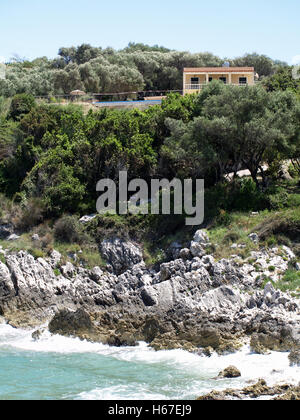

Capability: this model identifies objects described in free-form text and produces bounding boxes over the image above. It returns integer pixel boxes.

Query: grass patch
[276,269,300,296]
[261,270,300,297]
[53,242,105,269]
[208,215,261,260]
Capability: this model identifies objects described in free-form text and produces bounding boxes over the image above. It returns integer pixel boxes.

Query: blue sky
[0,0,299,64]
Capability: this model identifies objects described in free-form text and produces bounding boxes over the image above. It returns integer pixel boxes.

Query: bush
[53,215,83,243]
[9,94,35,121]
[29,248,46,259]
[11,198,45,232]
[256,208,300,241]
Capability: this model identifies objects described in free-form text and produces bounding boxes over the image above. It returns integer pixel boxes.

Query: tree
[262,66,300,93]
[9,93,36,121]
[162,85,300,187]
[230,53,277,77]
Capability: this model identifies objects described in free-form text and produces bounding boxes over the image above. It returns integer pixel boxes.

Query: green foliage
[29,248,46,259]
[162,84,299,185]
[274,269,300,296]
[9,94,36,121]
[0,45,288,98]
[262,66,300,93]
[230,52,284,77]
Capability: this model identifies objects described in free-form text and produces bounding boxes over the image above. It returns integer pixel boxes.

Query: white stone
[79,214,97,224]
[249,233,259,243]
[193,230,209,244]
[7,234,20,241]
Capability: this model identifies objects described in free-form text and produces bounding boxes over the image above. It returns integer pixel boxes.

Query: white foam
[78,384,167,401]
[1,323,299,400]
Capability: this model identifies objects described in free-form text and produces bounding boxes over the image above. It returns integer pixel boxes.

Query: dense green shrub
[53,215,83,243]
[9,94,36,121]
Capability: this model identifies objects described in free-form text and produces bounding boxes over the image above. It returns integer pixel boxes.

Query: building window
[219,77,227,84]
[239,77,247,85]
[209,77,213,82]
[190,77,199,89]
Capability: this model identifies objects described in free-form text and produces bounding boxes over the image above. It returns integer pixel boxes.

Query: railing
[184,83,249,90]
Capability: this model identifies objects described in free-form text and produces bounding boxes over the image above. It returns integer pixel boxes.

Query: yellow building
[183,66,255,95]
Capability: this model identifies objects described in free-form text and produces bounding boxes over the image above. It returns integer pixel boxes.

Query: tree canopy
[0,44,289,97]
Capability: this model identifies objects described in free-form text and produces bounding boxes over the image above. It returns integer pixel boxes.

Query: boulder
[32,329,45,341]
[48,308,95,338]
[289,347,300,367]
[79,214,97,224]
[7,234,20,241]
[218,366,241,378]
[190,242,206,258]
[101,238,143,275]
[193,230,209,244]
[49,250,61,267]
[249,233,259,244]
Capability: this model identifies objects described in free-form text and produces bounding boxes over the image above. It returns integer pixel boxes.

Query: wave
[1,322,299,400]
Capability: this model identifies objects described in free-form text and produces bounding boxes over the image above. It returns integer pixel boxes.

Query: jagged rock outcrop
[101,238,143,274]
[197,380,300,400]
[0,239,299,354]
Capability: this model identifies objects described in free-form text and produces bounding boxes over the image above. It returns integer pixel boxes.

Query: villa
[183,66,255,95]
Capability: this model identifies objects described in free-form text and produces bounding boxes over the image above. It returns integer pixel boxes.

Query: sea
[0,321,299,400]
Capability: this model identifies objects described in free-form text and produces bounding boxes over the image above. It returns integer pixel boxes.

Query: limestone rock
[48,308,95,338]
[190,241,206,258]
[249,233,259,243]
[193,230,209,244]
[101,238,143,275]
[79,214,97,224]
[7,234,20,241]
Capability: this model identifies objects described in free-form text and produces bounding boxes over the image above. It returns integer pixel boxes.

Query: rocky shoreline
[198,379,300,400]
[0,229,299,399]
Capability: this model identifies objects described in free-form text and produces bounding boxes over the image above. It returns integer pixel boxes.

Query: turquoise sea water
[0,322,299,400]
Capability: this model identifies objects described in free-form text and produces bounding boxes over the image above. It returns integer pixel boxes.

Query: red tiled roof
[184,67,255,73]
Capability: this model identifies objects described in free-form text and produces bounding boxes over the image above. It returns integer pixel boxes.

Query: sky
[0,0,299,64]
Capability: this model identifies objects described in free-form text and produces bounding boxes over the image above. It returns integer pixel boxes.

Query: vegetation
[0,57,299,275]
[0,43,293,97]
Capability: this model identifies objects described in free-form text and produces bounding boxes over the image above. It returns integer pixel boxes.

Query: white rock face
[282,245,296,260]
[190,241,206,258]
[0,236,299,353]
[193,230,209,244]
[101,238,143,275]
